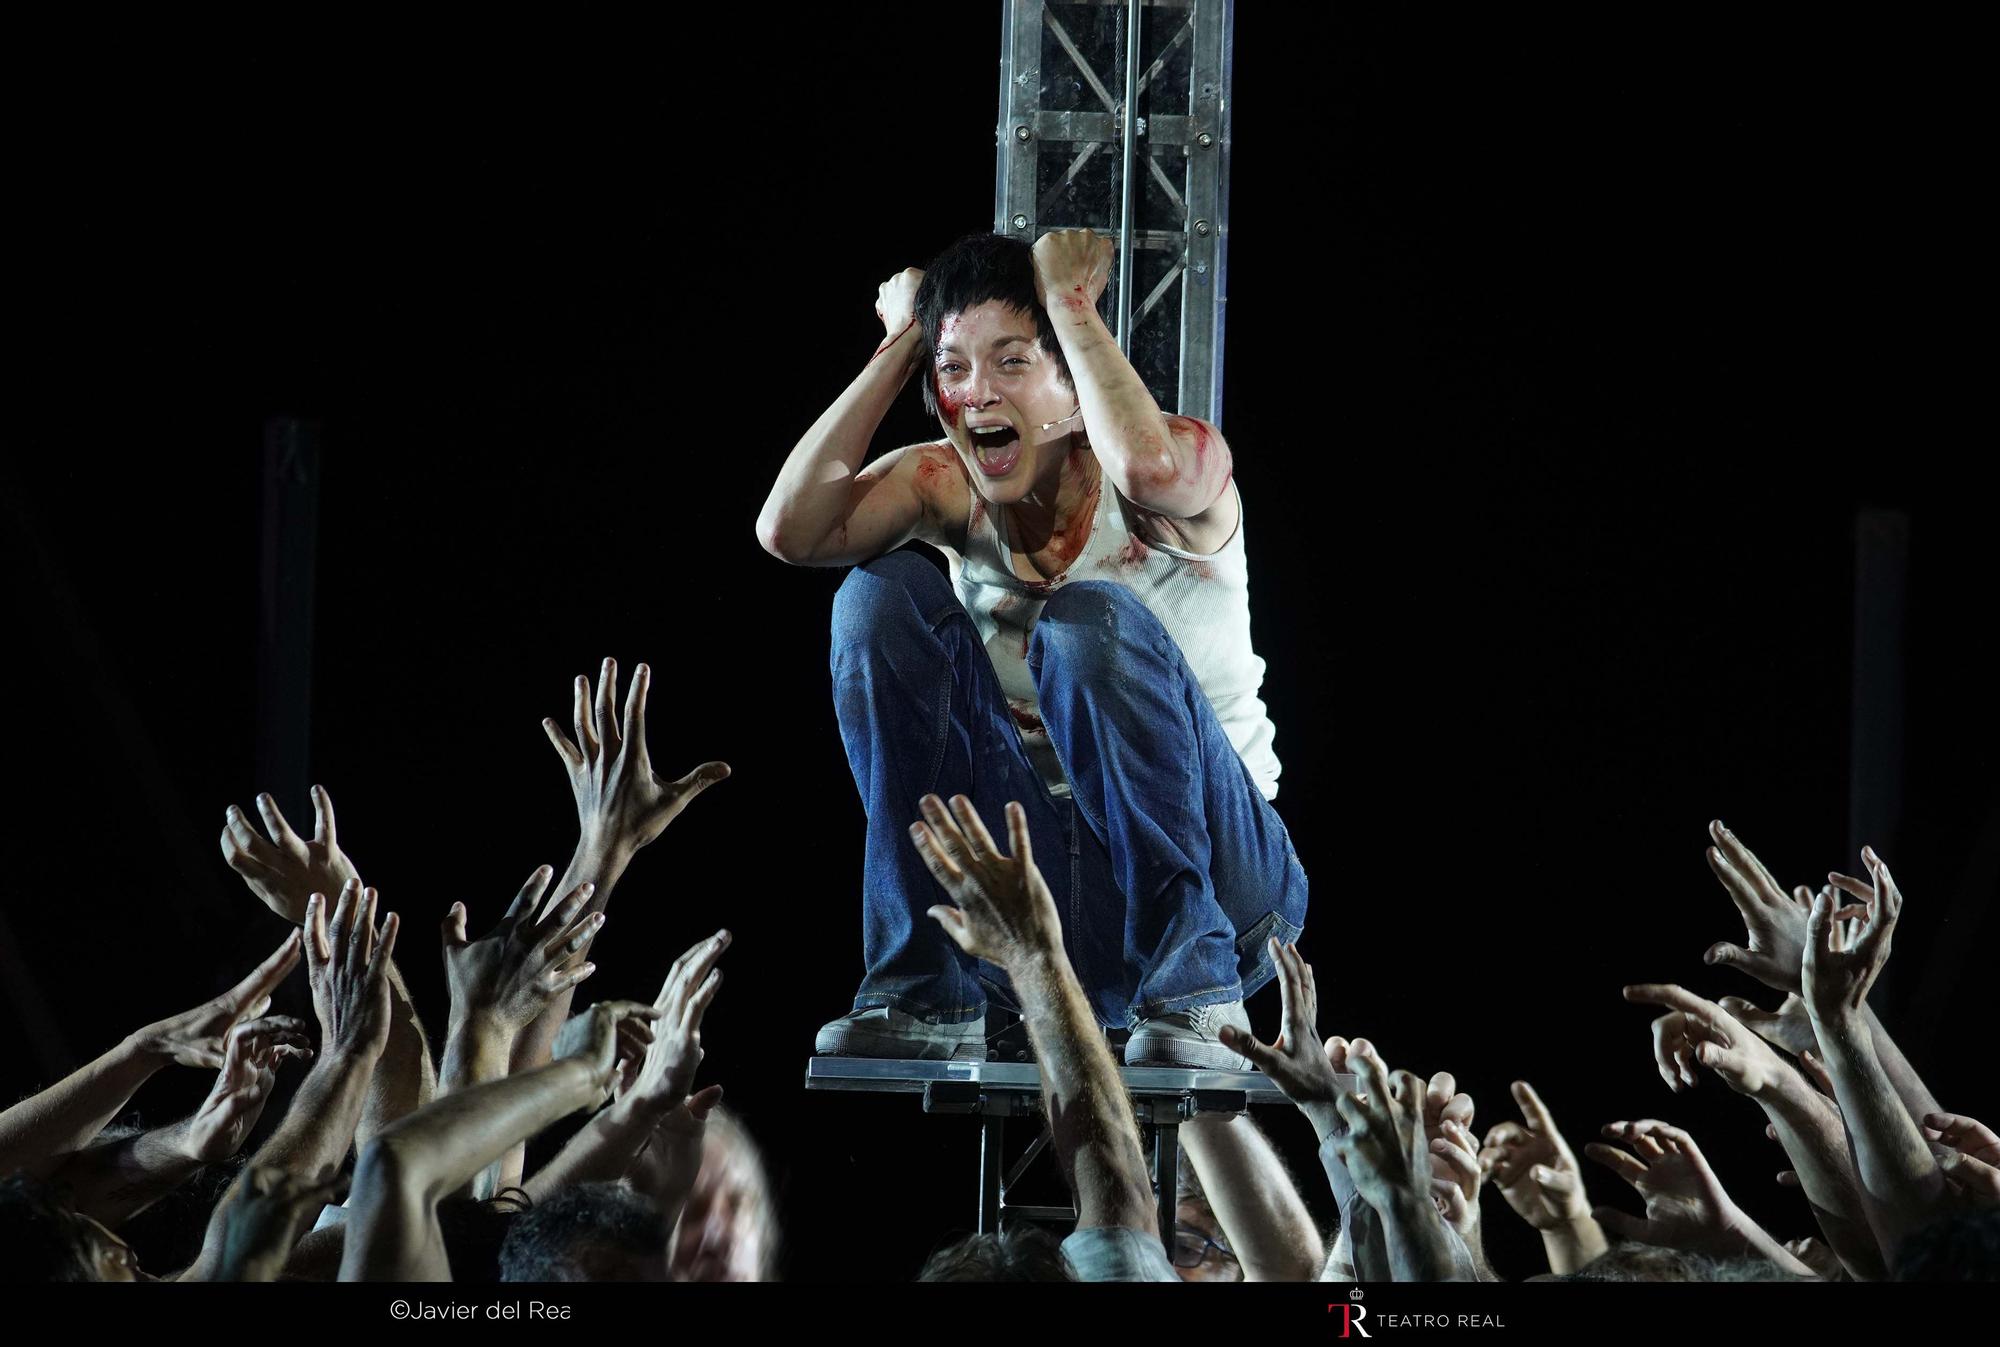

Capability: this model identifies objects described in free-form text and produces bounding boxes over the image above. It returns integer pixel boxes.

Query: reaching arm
[1584,1119,1816,1275]
[0,934,304,1177]
[340,1001,655,1282]
[756,267,969,566]
[522,931,726,1206]
[1623,981,1885,1278]
[179,887,399,1281]
[1028,229,1236,544]
[1479,1080,1609,1276]
[220,788,434,1147]
[1179,1111,1322,1280]
[438,866,601,1197]
[913,794,1155,1234]
[47,1015,309,1228]
[512,659,730,1081]
[1802,852,1945,1264]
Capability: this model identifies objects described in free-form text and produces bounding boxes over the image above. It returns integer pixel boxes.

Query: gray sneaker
[1124,1001,1253,1071]
[814,1007,987,1061]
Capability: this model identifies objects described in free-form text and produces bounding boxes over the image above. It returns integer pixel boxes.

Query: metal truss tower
[995,0,1234,425]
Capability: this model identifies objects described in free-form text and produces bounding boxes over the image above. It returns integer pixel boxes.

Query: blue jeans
[832,550,1309,1029]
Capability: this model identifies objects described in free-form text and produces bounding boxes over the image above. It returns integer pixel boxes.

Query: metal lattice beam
[996,0,1234,425]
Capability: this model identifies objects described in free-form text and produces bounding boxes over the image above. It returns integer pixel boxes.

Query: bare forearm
[1011,952,1152,1227]
[512,835,632,1075]
[757,326,921,558]
[0,1038,162,1176]
[1863,1004,1942,1127]
[1042,299,1222,516]
[45,1122,203,1227]
[1379,1191,1473,1282]
[440,1016,517,1099]
[357,960,435,1148]
[1760,1075,1867,1223]
[523,1093,662,1202]
[181,1052,376,1283]
[1541,1217,1609,1275]
[1179,1113,1321,1280]
[1813,1011,1946,1255]
[366,1058,603,1204]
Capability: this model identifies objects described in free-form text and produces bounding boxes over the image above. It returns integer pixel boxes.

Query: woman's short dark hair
[914,233,1075,420]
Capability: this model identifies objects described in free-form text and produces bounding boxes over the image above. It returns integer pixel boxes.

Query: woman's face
[931,301,1078,505]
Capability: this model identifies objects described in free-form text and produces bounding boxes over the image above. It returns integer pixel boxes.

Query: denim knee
[1030,580,1165,684]
[831,550,956,657]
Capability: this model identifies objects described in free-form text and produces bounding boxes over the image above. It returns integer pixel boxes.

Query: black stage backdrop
[3,9,1990,1284]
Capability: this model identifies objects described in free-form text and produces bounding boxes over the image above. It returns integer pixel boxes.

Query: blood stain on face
[934,374,965,430]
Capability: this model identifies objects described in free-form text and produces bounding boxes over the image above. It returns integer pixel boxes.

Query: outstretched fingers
[256,792,308,860]
[226,931,305,1014]
[507,864,557,926]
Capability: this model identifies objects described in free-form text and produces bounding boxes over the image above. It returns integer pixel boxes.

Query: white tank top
[941,471,1282,802]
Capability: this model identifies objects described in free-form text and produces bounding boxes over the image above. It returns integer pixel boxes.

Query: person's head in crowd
[1563,1242,1810,1282]
[917,1223,1073,1282]
[439,1191,532,1283]
[669,1106,780,1281]
[0,1175,152,1282]
[1173,1148,1240,1282]
[1895,1207,2000,1282]
[499,1184,667,1283]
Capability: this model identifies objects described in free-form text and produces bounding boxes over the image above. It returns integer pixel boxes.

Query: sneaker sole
[814,1029,987,1062]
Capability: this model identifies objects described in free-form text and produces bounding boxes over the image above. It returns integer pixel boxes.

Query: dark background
[3,8,1990,1282]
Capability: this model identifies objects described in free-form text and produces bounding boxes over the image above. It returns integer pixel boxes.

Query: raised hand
[1623,983,1796,1099]
[304,880,400,1061]
[129,933,306,1070]
[633,1084,726,1219]
[1421,1073,1481,1237]
[874,267,925,342]
[1802,847,1902,1025]
[217,1164,342,1282]
[185,1018,314,1163]
[1585,1120,1766,1258]
[1716,991,1817,1059]
[1031,227,1114,311]
[912,795,1063,972]
[1702,821,1814,994]
[625,932,730,1111]
[542,658,730,867]
[1332,1049,1432,1214]
[553,1000,662,1099]
[1215,939,1346,1141]
[221,786,360,926]
[1479,1081,1593,1232]
[443,866,602,1035]
[1924,1113,2000,1166]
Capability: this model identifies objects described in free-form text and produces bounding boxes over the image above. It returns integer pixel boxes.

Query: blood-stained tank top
[940,473,1282,802]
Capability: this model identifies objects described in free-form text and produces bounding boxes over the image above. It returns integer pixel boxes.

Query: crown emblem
[1349,1287,1364,1301]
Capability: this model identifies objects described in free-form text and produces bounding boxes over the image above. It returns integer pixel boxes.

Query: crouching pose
[756,228,1307,1068]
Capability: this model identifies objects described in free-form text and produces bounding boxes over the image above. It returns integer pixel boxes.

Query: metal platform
[806,1055,1350,1244]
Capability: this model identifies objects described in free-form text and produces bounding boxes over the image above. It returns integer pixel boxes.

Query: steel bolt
[1011,214,1030,231]
[1015,124,1031,143]
[1193,219,1212,237]
[1196,131,1214,149]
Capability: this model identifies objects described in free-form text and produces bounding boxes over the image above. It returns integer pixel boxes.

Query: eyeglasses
[1170,1223,1237,1269]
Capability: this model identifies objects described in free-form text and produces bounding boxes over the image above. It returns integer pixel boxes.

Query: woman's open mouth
[967,423,1022,476]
